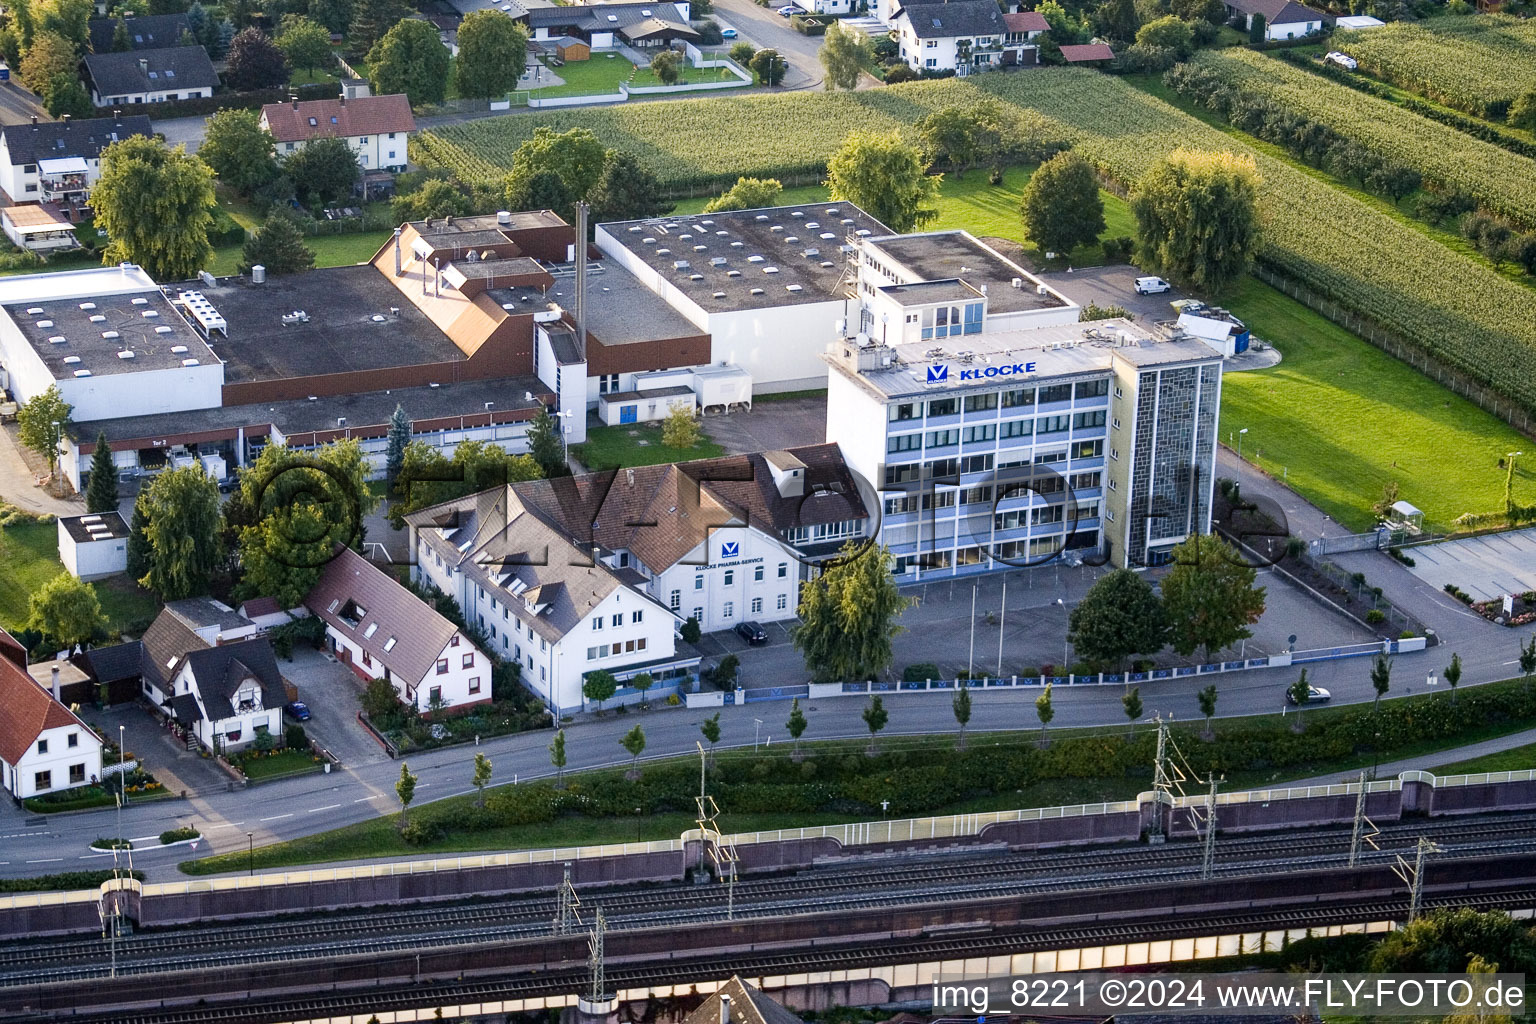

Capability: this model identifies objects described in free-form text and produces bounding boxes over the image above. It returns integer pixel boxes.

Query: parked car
[777,5,798,15]
[721,26,738,37]
[285,701,312,721]
[1324,51,1357,70]
[1134,276,1171,295]
[734,621,769,645]
[1286,685,1332,706]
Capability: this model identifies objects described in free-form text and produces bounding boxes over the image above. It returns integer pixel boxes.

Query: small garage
[555,37,590,61]
[57,512,130,582]
[598,385,697,426]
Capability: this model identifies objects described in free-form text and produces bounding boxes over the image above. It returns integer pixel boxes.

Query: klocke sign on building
[922,361,1040,385]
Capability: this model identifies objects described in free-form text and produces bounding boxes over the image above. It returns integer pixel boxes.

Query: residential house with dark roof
[683,977,805,1024]
[307,546,492,715]
[1223,0,1325,38]
[90,607,285,753]
[407,483,695,716]
[259,94,416,174]
[1000,10,1046,64]
[87,13,192,53]
[891,0,1009,72]
[525,2,698,49]
[82,47,218,107]
[0,113,153,207]
[0,628,104,801]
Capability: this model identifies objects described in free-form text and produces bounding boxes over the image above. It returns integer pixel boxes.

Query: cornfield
[1334,16,1536,122]
[1186,48,1536,230]
[412,84,1065,195]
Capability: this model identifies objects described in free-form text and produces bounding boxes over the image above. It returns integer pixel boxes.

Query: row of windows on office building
[883,469,1101,515]
[891,530,1100,574]
[887,379,1110,423]
[888,410,1107,453]
[884,439,1105,487]
[883,500,1099,544]
[673,594,790,623]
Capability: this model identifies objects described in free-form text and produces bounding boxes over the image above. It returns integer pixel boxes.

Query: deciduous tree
[19,31,76,95]
[1370,653,1391,711]
[93,137,215,282]
[396,761,417,825]
[661,402,701,450]
[620,723,646,775]
[702,176,782,213]
[453,9,527,98]
[583,669,618,711]
[1369,907,1536,974]
[748,47,785,86]
[393,177,473,222]
[1035,683,1054,742]
[1287,669,1312,728]
[198,109,280,195]
[1067,568,1165,671]
[225,27,290,90]
[17,385,71,478]
[286,136,361,206]
[389,439,541,527]
[86,431,118,514]
[138,465,224,599]
[700,711,721,760]
[276,14,333,75]
[506,126,608,207]
[1134,14,1193,57]
[952,684,971,749]
[861,695,887,754]
[505,168,572,221]
[1444,651,1462,703]
[1160,534,1267,661]
[793,541,909,682]
[818,20,868,91]
[28,572,105,650]
[825,130,939,233]
[915,102,1006,177]
[786,697,807,754]
[43,71,91,119]
[649,48,681,85]
[1131,148,1262,294]
[471,752,492,806]
[368,17,448,105]
[348,0,409,55]
[1520,635,1536,678]
[632,671,654,706]
[549,728,567,785]
[1121,686,1142,737]
[1196,683,1217,738]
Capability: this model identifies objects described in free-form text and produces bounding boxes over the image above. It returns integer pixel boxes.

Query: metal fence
[1253,264,1536,437]
[1294,543,1428,640]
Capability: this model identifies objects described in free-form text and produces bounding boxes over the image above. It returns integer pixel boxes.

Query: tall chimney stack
[720,994,731,1024]
[574,201,588,361]
[393,226,402,277]
[50,665,60,701]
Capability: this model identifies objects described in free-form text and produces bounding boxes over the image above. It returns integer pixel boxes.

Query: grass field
[1218,277,1534,532]
[238,749,323,780]
[204,230,393,276]
[1431,740,1536,776]
[0,521,159,635]
[570,423,725,471]
[672,167,1137,268]
[181,677,1536,875]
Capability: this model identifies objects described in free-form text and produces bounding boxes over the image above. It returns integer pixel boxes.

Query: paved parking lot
[1036,265,1187,322]
[1401,528,1536,602]
[278,647,393,767]
[79,702,234,797]
[705,396,826,456]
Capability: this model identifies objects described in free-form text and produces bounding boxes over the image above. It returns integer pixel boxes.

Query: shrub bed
[0,870,145,893]
[160,827,201,844]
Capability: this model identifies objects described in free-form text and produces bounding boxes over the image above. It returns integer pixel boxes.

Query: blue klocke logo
[925,361,1038,384]
[721,541,740,559]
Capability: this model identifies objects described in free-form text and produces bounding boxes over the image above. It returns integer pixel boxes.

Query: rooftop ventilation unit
[281,310,309,325]
[806,222,820,229]
[35,319,53,328]
[785,236,799,244]
[181,358,199,367]
[820,261,835,268]
[727,270,742,278]
[642,236,655,244]
[117,350,135,360]
[170,345,188,354]
[1011,277,1023,288]
[750,287,765,295]
[786,284,803,293]
[856,229,872,237]
[693,244,707,252]
[131,297,148,306]
[656,248,671,256]
[628,225,642,233]
[62,355,80,365]
[102,330,119,340]
[730,241,744,248]
[770,225,783,233]
[715,230,729,237]
[155,325,173,334]
[747,255,764,263]
[820,232,836,240]
[710,257,727,267]
[73,369,91,378]
[791,211,804,218]
[755,215,769,222]
[78,302,96,311]
[25,307,43,315]
[700,219,714,226]
[679,233,692,241]
[89,315,106,323]
[712,291,726,299]
[763,266,780,274]
[1037,284,1049,296]
[47,335,66,344]
[689,273,704,281]
[672,260,689,269]
[141,309,159,318]
[803,248,820,257]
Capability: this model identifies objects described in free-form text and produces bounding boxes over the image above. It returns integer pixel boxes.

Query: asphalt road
[709,0,824,88]
[0,80,46,128]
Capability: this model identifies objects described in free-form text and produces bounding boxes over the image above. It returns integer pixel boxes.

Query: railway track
[17,884,1536,1024]
[1,811,1531,987]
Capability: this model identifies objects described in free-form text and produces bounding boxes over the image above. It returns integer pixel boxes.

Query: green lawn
[237,748,324,780]
[205,229,393,277]
[289,66,340,87]
[673,166,1136,268]
[1431,740,1536,776]
[570,423,725,471]
[0,521,159,635]
[630,66,737,88]
[531,54,637,97]
[1217,276,1534,533]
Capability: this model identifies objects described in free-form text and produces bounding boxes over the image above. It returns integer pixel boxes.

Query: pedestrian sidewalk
[0,424,80,517]
[1289,725,1536,787]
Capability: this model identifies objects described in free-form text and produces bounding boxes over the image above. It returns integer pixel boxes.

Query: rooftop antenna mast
[575,200,589,361]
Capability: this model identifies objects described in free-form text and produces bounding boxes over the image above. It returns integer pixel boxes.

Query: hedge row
[0,870,145,893]
[397,676,1536,845]
[145,82,336,122]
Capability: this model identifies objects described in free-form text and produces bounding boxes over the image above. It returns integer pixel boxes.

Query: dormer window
[308,117,318,126]
[338,599,366,627]
[235,683,261,712]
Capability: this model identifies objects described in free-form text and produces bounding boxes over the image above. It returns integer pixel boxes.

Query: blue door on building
[619,405,637,424]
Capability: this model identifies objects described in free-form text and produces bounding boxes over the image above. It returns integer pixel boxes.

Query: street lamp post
[118,725,126,807]
[556,409,574,468]
[1236,427,1249,464]
[247,831,254,876]
[753,717,763,752]
[1055,598,1068,671]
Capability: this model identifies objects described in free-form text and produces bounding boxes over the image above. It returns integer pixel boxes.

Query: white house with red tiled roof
[0,631,104,801]
[259,94,416,173]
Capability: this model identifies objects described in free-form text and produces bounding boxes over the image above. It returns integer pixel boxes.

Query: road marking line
[26,858,63,863]
[307,804,341,813]
[354,795,381,802]
[259,813,294,822]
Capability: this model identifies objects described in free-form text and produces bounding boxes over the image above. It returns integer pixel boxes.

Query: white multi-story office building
[827,315,1224,575]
